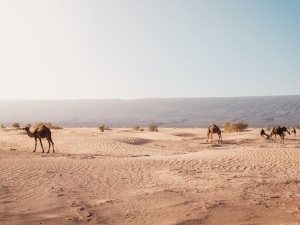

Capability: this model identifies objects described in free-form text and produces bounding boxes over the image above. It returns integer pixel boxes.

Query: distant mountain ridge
[1,96,300,128]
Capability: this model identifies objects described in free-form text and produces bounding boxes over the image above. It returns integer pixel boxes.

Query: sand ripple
[1,128,300,224]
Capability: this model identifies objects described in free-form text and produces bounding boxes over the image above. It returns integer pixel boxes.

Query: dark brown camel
[260,129,270,139]
[269,126,290,143]
[207,124,222,143]
[23,125,55,153]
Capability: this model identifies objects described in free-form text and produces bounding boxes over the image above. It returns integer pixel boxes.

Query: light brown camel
[269,126,290,143]
[23,125,55,153]
[207,124,222,143]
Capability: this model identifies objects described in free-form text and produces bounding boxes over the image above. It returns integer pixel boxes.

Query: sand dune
[1,127,300,224]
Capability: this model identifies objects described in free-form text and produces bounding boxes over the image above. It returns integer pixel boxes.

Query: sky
[0,0,299,100]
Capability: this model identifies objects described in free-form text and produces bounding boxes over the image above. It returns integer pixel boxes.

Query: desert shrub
[148,124,158,132]
[12,122,20,129]
[34,122,62,129]
[99,125,105,132]
[222,122,231,132]
[1,124,5,129]
[51,125,63,129]
[133,125,140,131]
[222,121,248,132]
[265,125,271,131]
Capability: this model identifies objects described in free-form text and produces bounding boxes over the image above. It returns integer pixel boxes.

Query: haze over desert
[1,126,300,225]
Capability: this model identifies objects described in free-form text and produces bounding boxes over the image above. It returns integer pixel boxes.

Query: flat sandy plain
[1,127,300,225]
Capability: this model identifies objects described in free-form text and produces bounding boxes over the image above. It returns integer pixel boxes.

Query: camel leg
[206,132,210,142]
[51,140,55,153]
[279,134,283,143]
[46,138,55,153]
[39,139,45,153]
[47,139,51,153]
[47,134,55,153]
[33,138,37,152]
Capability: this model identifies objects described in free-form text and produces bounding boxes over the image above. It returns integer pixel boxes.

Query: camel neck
[25,129,35,138]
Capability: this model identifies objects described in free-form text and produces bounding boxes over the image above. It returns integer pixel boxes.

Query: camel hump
[212,124,220,129]
[42,125,50,130]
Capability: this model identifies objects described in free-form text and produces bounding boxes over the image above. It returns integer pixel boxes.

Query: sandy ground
[1,127,300,225]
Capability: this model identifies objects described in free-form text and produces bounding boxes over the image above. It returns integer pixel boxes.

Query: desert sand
[1,127,300,225]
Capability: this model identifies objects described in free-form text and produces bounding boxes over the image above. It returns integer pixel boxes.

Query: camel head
[260,129,270,139]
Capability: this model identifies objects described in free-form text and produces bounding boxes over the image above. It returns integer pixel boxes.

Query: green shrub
[148,124,158,132]
[222,121,248,132]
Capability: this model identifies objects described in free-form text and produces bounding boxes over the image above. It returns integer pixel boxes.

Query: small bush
[222,122,230,131]
[265,125,271,131]
[222,121,248,132]
[133,125,140,131]
[148,124,158,132]
[1,124,5,129]
[99,125,105,132]
[51,125,63,129]
[34,122,62,129]
[12,122,20,129]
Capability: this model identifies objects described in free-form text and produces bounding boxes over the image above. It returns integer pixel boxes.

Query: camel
[207,124,222,143]
[23,125,55,153]
[260,129,270,139]
[269,126,290,143]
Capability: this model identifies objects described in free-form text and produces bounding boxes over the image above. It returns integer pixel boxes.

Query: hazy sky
[1,0,299,99]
